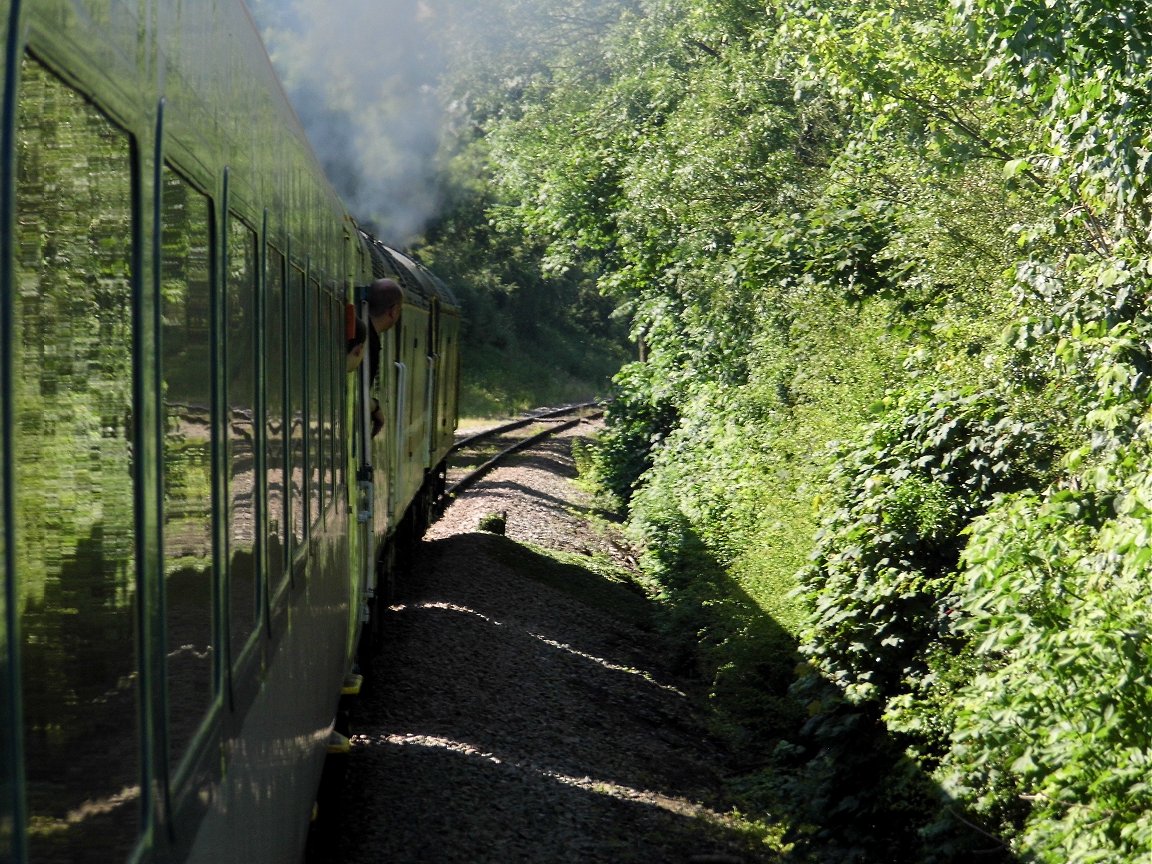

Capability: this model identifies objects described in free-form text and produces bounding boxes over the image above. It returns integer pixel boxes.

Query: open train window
[226,215,259,656]
[12,54,139,862]
[160,164,216,771]
[265,245,288,598]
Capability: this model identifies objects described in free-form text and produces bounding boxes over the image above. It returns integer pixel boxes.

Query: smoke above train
[247,0,623,246]
[247,0,447,245]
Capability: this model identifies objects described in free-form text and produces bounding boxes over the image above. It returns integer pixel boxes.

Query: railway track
[309,396,774,864]
[443,401,604,499]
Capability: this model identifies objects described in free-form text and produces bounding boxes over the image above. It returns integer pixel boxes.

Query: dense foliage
[418,148,630,416]
[412,0,1152,859]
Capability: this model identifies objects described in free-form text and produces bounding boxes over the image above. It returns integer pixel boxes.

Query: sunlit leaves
[948,449,1152,862]
[958,0,1152,240]
[458,0,1152,858]
[798,387,1053,703]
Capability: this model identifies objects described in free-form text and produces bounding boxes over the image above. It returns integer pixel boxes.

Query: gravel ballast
[310,419,778,863]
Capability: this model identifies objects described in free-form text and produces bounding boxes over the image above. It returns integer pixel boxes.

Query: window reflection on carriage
[265,246,288,597]
[13,56,139,863]
[226,217,259,659]
[288,266,307,556]
[159,167,215,770]
[309,278,323,530]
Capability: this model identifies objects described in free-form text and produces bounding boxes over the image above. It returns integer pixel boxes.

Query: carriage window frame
[12,54,143,862]
[307,274,322,531]
[264,243,289,601]
[287,262,308,560]
[328,287,342,504]
[224,211,260,663]
[158,160,219,779]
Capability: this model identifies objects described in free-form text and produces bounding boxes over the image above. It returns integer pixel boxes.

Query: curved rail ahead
[448,401,601,455]
[444,401,604,498]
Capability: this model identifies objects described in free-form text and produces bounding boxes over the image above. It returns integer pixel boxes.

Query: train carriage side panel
[358,235,401,560]
[423,270,461,467]
[402,304,431,502]
[360,238,434,549]
[391,253,459,472]
[345,228,375,666]
[376,317,399,544]
[436,304,463,464]
[10,48,153,864]
[423,299,443,503]
[6,3,461,862]
[7,3,361,863]
[379,248,437,496]
[163,2,355,851]
[2,4,25,863]
[373,297,430,544]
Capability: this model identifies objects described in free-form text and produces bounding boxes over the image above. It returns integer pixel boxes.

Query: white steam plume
[247,0,627,244]
[248,0,446,245]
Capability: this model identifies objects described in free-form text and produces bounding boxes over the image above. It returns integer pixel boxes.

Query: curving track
[443,402,604,499]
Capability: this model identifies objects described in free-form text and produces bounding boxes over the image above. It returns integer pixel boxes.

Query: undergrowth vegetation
[419,0,1152,860]
[417,147,632,417]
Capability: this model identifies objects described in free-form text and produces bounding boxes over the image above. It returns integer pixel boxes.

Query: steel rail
[448,400,601,455]
[443,402,604,499]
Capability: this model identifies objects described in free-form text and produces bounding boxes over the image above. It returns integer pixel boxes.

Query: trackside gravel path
[310,419,779,864]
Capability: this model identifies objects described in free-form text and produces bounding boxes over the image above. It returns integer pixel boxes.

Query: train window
[160,165,216,768]
[12,55,139,861]
[308,278,322,528]
[330,293,342,498]
[318,291,333,512]
[265,246,288,595]
[328,293,338,504]
[288,265,307,553]
[227,216,259,653]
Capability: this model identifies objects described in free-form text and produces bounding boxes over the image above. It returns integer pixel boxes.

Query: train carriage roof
[386,247,460,310]
[360,230,459,312]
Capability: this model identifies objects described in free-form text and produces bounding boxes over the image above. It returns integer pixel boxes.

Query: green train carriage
[0,2,460,862]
